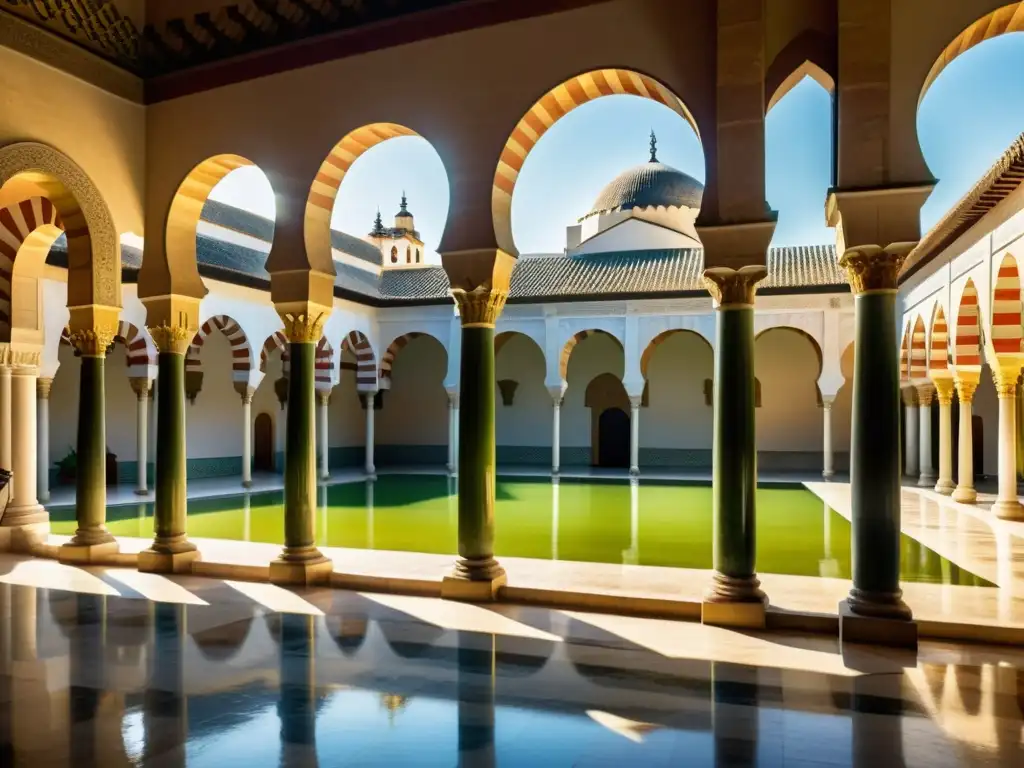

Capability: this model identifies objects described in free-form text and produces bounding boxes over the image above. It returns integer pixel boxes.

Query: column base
[992,498,1024,520]
[933,479,956,495]
[0,521,49,553]
[629,467,640,478]
[822,470,835,479]
[134,488,149,496]
[839,600,918,649]
[58,540,119,565]
[1,504,48,527]
[138,547,201,574]
[951,485,977,504]
[701,573,767,629]
[269,547,333,586]
[917,473,937,487]
[365,472,377,482]
[442,558,507,602]
[242,479,253,489]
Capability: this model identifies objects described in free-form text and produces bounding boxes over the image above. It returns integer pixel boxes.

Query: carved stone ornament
[931,377,955,406]
[992,365,1021,399]
[954,377,978,404]
[838,246,906,294]
[37,377,53,398]
[702,265,768,307]
[0,344,41,368]
[916,384,935,407]
[69,326,117,357]
[0,142,120,308]
[129,377,151,398]
[281,312,328,344]
[452,284,508,328]
[148,324,194,356]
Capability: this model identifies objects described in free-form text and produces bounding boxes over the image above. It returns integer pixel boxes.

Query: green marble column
[454,322,503,581]
[70,347,114,549]
[703,266,767,606]
[841,249,912,620]
[150,351,194,555]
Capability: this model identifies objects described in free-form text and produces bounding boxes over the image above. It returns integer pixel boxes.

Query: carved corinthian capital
[279,312,328,344]
[702,265,768,307]
[148,324,194,356]
[453,285,508,328]
[838,246,909,294]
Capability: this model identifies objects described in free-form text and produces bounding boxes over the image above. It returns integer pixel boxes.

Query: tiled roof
[903,132,1024,281]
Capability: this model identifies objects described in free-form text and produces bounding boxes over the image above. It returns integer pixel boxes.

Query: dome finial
[649,130,658,162]
[400,191,408,213]
[371,208,385,236]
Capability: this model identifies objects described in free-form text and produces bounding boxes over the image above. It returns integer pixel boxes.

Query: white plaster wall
[573,217,701,255]
[562,334,625,448]
[641,332,713,449]
[185,333,246,459]
[49,342,138,470]
[754,329,823,452]
[377,335,448,445]
[495,333,550,446]
[329,349,368,447]
[252,351,286,459]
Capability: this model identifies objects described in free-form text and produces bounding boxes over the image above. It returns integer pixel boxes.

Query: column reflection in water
[243,492,252,542]
[551,477,560,561]
[69,594,104,767]
[820,503,839,578]
[711,661,759,767]
[278,613,319,767]
[623,478,639,565]
[318,484,328,547]
[367,479,376,550]
[144,602,188,766]
[457,631,496,768]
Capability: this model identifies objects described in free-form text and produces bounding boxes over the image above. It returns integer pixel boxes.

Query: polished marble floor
[0,572,1022,767]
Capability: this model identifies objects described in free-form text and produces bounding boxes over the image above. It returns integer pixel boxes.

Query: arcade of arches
[2,0,1024,647]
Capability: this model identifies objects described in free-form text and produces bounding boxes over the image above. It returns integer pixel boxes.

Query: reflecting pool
[50,476,991,585]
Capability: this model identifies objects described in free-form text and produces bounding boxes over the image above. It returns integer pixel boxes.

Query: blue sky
[210,32,1024,261]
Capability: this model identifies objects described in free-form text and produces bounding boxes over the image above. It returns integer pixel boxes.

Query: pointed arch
[640,329,713,379]
[560,329,624,380]
[259,329,289,374]
[992,254,1022,355]
[765,28,837,112]
[115,320,157,377]
[186,315,255,382]
[910,316,928,380]
[315,336,335,392]
[341,330,377,392]
[900,323,912,381]
[954,279,982,367]
[492,69,701,255]
[928,304,950,371]
[379,332,425,390]
[0,196,63,337]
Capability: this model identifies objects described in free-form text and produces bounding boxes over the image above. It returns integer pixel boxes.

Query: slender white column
[241,389,253,488]
[629,395,641,476]
[821,397,835,478]
[364,392,376,478]
[318,392,330,481]
[904,393,919,479]
[130,378,150,495]
[551,395,562,475]
[551,478,560,561]
[992,369,1024,519]
[446,392,458,474]
[0,365,10,472]
[36,378,51,503]
[933,379,956,495]
[6,365,44,526]
[952,377,978,503]
[917,385,936,486]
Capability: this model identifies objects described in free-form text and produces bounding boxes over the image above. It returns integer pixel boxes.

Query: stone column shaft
[447,392,458,473]
[0,365,10,472]
[822,398,834,478]
[992,366,1024,520]
[904,399,919,479]
[317,392,330,481]
[6,364,44,525]
[551,397,562,475]
[840,247,910,621]
[36,378,51,504]
[130,378,150,495]
[953,377,978,503]
[364,393,376,477]
[629,396,640,476]
[241,390,253,488]
[917,384,936,486]
[932,377,955,495]
[702,266,767,618]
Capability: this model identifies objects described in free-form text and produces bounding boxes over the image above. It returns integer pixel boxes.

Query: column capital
[316,391,331,407]
[0,344,41,369]
[447,390,460,408]
[442,248,515,328]
[278,311,329,343]
[148,324,194,355]
[453,285,508,328]
[900,387,917,406]
[915,383,935,406]
[129,376,151,398]
[820,395,835,410]
[702,265,767,307]
[234,382,256,404]
[68,325,117,358]
[991,359,1023,399]
[954,376,979,404]
[932,377,955,406]
[837,245,910,294]
[36,377,53,399]
[628,394,643,409]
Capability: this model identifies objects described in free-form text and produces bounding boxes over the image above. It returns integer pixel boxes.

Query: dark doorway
[597,408,630,468]
[973,414,985,479]
[254,413,274,472]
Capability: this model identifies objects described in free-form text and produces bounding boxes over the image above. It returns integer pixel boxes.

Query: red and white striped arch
[341,331,377,392]
[186,315,254,383]
[259,330,290,375]
[315,337,335,393]
[991,254,1023,357]
[928,305,950,373]
[560,329,624,380]
[379,333,423,390]
[900,324,911,382]
[0,197,63,334]
[953,278,982,368]
[493,69,699,253]
[910,316,928,381]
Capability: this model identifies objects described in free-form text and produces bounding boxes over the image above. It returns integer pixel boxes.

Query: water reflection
[0,584,1020,766]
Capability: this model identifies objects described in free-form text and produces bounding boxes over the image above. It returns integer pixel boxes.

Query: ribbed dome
[585,162,703,219]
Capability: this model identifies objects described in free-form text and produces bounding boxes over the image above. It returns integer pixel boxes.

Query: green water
[50,476,991,585]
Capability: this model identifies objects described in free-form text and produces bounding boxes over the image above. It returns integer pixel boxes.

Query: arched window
[416,249,421,263]
[406,245,411,263]
[390,246,398,263]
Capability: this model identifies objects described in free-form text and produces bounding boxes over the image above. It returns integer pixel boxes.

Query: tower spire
[400,190,408,214]
[649,130,658,162]
[371,208,385,236]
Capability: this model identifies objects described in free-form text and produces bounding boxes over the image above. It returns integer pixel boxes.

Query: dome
[584,161,703,219]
